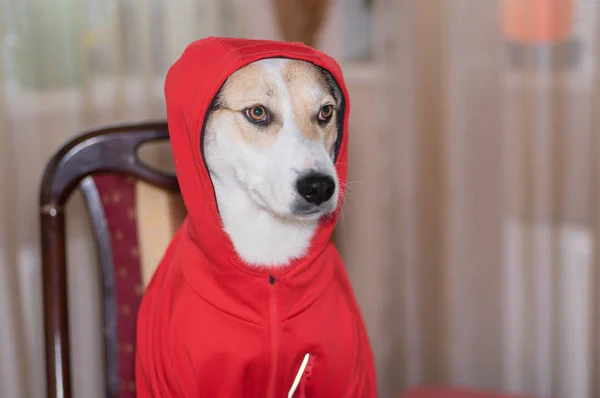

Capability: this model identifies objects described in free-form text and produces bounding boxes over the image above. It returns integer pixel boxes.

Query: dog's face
[204,58,343,220]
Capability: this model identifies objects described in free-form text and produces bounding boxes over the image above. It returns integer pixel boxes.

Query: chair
[40,121,185,398]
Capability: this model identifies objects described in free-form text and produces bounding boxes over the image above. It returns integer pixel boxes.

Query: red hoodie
[136,37,377,398]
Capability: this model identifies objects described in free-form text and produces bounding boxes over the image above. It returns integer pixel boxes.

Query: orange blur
[503,0,573,43]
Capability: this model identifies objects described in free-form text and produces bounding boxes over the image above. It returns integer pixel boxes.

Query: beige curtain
[0,1,234,396]
[2,1,600,398]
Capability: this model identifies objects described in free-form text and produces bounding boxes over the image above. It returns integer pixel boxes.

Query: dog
[136,38,376,398]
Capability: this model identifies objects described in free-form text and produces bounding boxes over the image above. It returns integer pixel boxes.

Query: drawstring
[288,353,313,398]
[297,354,313,398]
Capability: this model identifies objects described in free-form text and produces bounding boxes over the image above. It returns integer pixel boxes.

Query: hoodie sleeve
[135,351,154,397]
[136,295,203,397]
[135,231,203,397]
[344,332,378,397]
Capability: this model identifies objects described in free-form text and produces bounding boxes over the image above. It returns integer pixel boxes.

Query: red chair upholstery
[92,174,143,396]
[89,174,186,396]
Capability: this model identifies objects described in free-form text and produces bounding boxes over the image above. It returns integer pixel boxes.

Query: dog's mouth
[297,209,321,216]
[290,198,337,220]
[293,209,323,219]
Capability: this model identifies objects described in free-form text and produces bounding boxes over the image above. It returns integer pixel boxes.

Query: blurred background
[1,0,600,397]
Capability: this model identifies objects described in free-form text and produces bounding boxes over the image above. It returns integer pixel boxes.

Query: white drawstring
[288,353,310,398]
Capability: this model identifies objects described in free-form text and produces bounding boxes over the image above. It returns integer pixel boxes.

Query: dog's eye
[245,106,269,124]
[318,105,334,122]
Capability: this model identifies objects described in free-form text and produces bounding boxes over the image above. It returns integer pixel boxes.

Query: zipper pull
[269,274,276,285]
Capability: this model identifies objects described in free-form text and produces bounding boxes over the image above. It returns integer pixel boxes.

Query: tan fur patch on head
[211,63,282,146]
[211,59,340,152]
[282,60,339,150]
[216,63,275,110]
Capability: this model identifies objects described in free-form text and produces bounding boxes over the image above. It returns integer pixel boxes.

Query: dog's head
[204,58,344,221]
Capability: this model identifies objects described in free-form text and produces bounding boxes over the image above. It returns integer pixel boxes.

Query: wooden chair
[40,121,185,398]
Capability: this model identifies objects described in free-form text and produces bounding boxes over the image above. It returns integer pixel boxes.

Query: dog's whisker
[342,180,365,185]
[337,188,361,210]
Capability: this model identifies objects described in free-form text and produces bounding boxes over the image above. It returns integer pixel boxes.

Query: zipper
[266,274,280,398]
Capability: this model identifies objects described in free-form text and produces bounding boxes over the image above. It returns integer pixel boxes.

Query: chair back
[40,121,185,398]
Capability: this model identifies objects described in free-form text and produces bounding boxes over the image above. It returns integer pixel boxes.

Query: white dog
[136,38,377,398]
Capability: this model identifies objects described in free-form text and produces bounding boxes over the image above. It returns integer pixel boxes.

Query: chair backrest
[39,121,184,398]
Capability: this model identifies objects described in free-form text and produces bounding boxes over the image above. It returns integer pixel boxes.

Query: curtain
[2,1,600,398]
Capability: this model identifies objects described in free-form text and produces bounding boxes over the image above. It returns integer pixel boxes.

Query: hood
[165,37,349,272]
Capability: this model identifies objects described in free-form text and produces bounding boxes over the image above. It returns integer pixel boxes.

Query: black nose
[296,173,336,205]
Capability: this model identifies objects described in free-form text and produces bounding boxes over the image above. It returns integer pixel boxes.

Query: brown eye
[318,105,334,122]
[245,106,268,123]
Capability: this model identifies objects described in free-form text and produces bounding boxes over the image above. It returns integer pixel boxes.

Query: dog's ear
[209,86,225,112]
[317,66,345,160]
[318,67,343,107]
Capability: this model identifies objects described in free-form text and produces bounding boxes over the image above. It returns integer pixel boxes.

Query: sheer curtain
[366,1,600,397]
[2,1,600,398]
[0,1,246,396]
